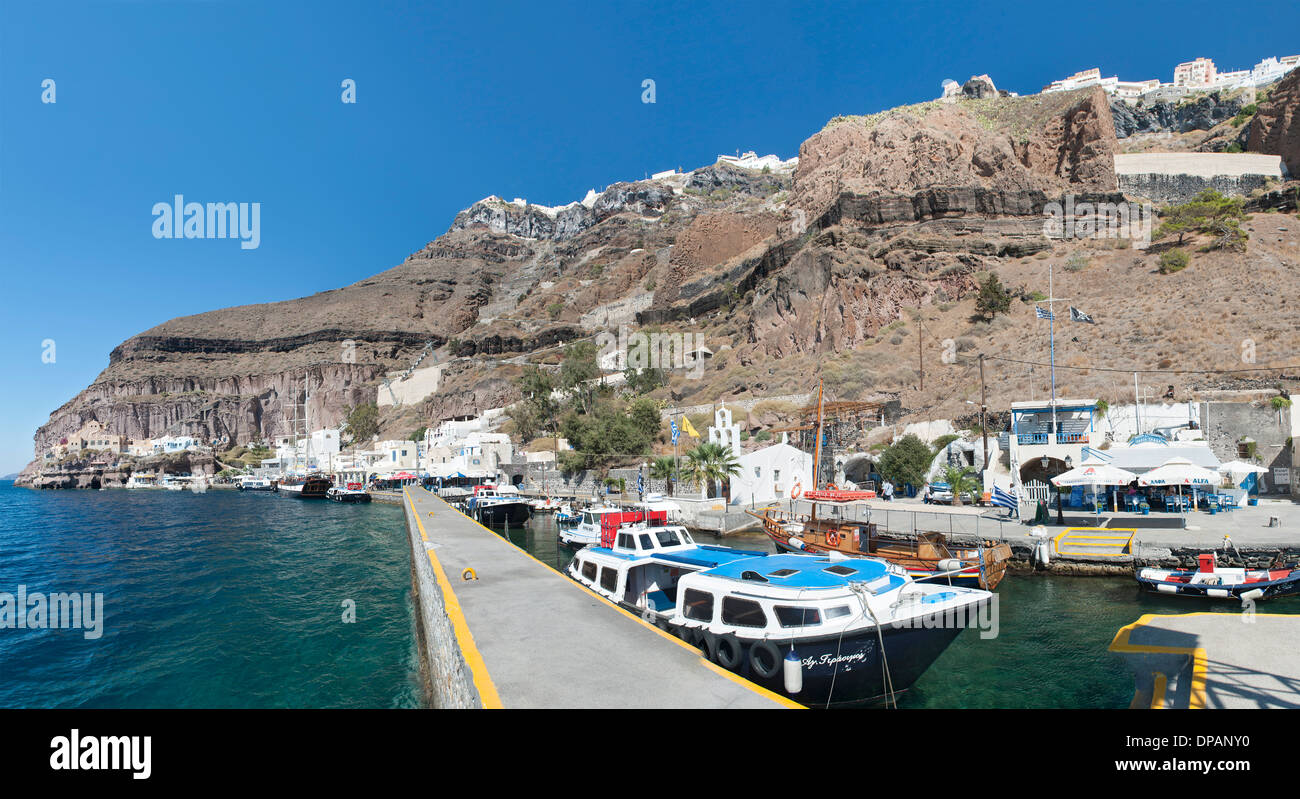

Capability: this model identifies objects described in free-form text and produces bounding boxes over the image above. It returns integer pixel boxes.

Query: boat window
[721,596,768,628]
[683,589,714,622]
[767,569,799,578]
[824,564,858,577]
[616,533,634,549]
[655,530,681,547]
[679,530,694,544]
[638,534,653,550]
[825,605,852,619]
[774,606,821,627]
[581,561,597,582]
[582,512,594,525]
[599,567,619,593]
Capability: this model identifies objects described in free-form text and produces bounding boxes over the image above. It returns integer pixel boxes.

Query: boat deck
[1110,612,1300,709]
[401,486,799,709]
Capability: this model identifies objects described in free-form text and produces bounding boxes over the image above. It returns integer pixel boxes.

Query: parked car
[927,482,954,504]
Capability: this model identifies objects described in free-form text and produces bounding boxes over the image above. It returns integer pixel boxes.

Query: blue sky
[2,0,1297,474]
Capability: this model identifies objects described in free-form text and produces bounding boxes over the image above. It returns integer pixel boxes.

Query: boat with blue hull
[567,521,991,706]
[1136,553,1300,600]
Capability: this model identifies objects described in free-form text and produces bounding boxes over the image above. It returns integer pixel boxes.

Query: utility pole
[980,354,989,479]
[918,326,924,392]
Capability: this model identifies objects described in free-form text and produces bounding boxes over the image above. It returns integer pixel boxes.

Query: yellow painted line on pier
[1106,612,1297,710]
[1150,673,1168,709]
[404,488,503,709]
[429,489,803,709]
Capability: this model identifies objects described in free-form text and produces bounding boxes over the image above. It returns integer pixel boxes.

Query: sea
[0,481,420,708]
[4,480,1296,709]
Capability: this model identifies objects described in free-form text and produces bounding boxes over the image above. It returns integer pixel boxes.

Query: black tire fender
[749,639,782,680]
[697,629,720,661]
[716,633,744,670]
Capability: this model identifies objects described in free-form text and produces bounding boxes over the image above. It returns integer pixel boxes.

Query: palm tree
[683,442,742,499]
[943,465,979,507]
[649,456,678,496]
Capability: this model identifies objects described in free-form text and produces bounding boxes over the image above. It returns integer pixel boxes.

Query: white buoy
[783,648,802,695]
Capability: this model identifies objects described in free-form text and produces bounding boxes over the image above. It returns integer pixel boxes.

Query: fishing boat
[236,476,273,491]
[748,379,1011,589]
[555,504,580,525]
[278,474,332,499]
[466,484,532,526]
[567,520,992,706]
[1136,553,1300,600]
[529,496,562,513]
[327,483,372,503]
[558,504,628,546]
[748,494,1012,590]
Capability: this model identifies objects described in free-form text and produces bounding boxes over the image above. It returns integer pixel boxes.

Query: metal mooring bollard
[462,567,478,581]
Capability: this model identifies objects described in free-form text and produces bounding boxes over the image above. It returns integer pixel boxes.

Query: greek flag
[670,420,679,444]
[991,484,1019,510]
[1035,307,1054,321]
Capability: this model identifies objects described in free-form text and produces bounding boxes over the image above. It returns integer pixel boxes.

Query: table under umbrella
[1050,461,1139,515]
[1138,457,1221,523]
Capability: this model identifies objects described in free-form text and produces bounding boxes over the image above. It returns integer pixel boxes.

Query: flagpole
[1049,261,1057,437]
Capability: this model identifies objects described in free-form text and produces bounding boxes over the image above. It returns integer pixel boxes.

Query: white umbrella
[1052,461,1138,514]
[1139,457,1220,520]
[1218,460,1267,485]
[1051,462,1138,487]
[1138,457,1220,487]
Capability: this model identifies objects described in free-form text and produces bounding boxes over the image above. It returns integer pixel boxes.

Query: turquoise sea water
[0,482,420,708]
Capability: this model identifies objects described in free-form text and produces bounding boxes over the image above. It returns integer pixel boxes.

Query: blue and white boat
[558,504,625,546]
[567,522,992,706]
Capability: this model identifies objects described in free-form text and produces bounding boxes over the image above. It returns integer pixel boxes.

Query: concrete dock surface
[402,486,799,709]
[1110,612,1300,709]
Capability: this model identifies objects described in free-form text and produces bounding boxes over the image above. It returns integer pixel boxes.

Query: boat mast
[813,380,825,490]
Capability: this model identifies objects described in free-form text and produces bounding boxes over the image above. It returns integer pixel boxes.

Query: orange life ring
[826,530,841,547]
[790,482,802,499]
[825,483,837,490]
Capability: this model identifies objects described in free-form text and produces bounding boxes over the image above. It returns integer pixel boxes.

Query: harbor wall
[402,492,483,708]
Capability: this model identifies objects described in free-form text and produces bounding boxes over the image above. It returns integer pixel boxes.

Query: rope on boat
[850,582,898,709]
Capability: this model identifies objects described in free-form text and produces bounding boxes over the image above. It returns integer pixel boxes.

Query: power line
[982,354,1300,376]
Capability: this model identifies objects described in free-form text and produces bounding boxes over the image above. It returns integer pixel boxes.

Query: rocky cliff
[1248,68,1300,176]
[24,82,1300,482]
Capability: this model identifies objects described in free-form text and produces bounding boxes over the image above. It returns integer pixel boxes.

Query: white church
[706,406,813,506]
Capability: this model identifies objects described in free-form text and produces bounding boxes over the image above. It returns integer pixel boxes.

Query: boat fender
[787,536,807,551]
[936,558,964,572]
[715,634,744,669]
[749,639,782,680]
[697,629,720,661]
[1241,588,1264,602]
[462,568,478,581]
[783,648,803,695]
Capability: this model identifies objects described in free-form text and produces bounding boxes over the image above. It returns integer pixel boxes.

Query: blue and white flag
[637,474,645,494]
[1035,307,1054,321]
[991,484,1019,510]
[670,420,679,444]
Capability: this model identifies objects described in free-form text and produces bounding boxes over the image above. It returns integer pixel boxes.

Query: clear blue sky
[2,0,1296,474]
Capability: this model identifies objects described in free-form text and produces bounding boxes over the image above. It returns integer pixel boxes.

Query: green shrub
[1158,249,1189,274]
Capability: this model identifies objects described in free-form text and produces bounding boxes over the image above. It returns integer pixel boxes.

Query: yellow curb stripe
[1151,672,1167,709]
[428,487,803,708]
[405,488,503,709]
[1109,612,1292,710]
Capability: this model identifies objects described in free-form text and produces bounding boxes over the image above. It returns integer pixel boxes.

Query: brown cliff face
[27,86,1133,473]
[1248,69,1300,176]
[793,88,1118,218]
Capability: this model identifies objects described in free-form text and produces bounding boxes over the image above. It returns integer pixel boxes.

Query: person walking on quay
[882,480,894,501]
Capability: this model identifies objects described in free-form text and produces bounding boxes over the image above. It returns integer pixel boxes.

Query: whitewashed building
[728,441,813,506]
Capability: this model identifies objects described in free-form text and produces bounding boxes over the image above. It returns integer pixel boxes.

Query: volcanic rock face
[1111,92,1245,138]
[25,86,1132,477]
[1248,69,1300,176]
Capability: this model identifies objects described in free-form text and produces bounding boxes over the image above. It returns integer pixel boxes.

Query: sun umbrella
[1052,461,1138,514]
[1138,457,1219,487]
[1139,457,1221,522]
[1217,460,1267,486]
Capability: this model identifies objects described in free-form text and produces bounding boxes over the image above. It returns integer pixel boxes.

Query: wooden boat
[747,501,1012,590]
[745,379,1011,590]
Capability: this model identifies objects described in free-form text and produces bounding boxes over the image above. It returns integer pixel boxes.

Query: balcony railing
[1016,431,1089,445]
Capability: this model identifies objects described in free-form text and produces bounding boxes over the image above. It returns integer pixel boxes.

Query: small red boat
[1136,553,1300,600]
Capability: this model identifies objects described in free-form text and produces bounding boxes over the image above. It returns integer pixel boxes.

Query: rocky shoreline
[16,452,218,490]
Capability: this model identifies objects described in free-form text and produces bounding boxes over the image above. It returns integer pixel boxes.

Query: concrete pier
[401,486,799,709]
[1110,612,1300,709]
